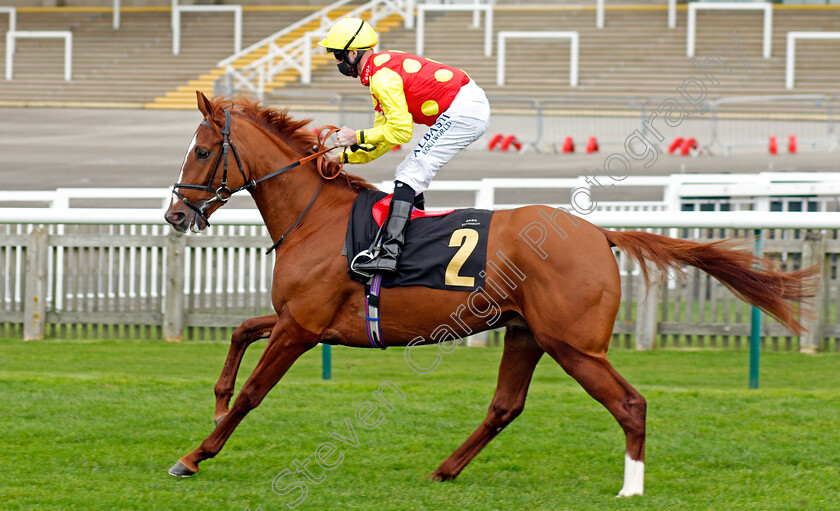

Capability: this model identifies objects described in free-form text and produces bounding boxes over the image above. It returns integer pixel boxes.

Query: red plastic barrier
[668,137,684,154]
[680,138,698,156]
[500,135,522,152]
[788,135,797,154]
[586,136,599,154]
[488,133,504,150]
[562,136,575,153]
[769,136,778,155]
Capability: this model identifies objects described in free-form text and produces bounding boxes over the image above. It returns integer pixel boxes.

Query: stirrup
[351,249,378,278]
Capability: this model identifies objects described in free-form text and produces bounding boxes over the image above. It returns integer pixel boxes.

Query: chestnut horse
[164,92,815,496]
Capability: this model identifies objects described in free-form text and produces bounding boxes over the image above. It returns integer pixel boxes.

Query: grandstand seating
[0,4,837,109]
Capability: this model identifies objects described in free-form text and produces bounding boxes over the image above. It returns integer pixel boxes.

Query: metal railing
[172,4,242,56]
[687,2,773,59]
[496,31,578,87]
[251,91,838,155]
[416,3,493,57]
[5,31,73,81]
[786,31,840,90]
[217,0,413,98]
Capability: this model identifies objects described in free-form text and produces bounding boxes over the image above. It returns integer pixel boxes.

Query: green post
[749,229,763,389]
[322,344,332,380]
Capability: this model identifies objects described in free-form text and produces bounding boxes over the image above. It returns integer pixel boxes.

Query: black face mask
[336,51,364,78]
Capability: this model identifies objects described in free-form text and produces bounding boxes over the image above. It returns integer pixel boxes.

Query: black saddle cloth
[344,189,492,291]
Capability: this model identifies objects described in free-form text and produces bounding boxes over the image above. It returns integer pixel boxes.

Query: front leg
[169,311,317,476]
[213,314,277,424]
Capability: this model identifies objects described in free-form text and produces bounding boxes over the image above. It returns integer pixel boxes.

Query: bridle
[171,108,341,252]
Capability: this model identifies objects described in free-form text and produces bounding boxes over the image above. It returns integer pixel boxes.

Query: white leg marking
[616,453,644,497]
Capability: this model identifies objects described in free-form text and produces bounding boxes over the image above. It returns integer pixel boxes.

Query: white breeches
[394,80,490,194]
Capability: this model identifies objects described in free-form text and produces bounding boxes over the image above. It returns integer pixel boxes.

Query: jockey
[319,17,491,274]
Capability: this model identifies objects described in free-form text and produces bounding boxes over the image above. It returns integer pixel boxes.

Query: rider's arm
[358,67,413,146]
[341,110,396,164]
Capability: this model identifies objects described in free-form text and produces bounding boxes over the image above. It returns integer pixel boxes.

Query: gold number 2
[445,228,479,287]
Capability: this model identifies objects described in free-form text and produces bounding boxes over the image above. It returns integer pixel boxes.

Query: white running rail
[687,2,772,58]
[7,173,840,221]
[172,4,242,56]
[786,31,840,90]
[497,31,578,87]
[218,0,414,98]
[5,31,72,81]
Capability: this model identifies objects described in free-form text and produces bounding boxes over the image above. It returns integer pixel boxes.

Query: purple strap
[365,274,385,349]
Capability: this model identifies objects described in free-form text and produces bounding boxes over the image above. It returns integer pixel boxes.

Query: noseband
[171,108,341,252]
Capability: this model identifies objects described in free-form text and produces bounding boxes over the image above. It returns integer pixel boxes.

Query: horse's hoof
[214,413,227,427]
[168,460,196,478]
[426,470,455,482]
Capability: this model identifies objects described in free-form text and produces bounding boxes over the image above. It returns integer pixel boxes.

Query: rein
[171,110,342,253]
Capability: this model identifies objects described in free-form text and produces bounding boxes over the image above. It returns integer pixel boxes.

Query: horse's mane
[207,95,376,192]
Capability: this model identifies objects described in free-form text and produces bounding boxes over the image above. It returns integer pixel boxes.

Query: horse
[163,92,816,497]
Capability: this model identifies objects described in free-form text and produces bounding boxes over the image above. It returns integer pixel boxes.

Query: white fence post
[668,0,676,29]
[164,231,186,342]
[634,264,661,350]
[113,0,120,29]
[800,231,825,353]
[23,228,49,341]
[597,0,604,29]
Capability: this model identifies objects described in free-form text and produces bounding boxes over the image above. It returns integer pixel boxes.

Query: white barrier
[6,172,840,221]
[668,0,676,29]
[5,31,72,81]
[497,31,578,87]
[416,3,493,57]
[0,7,16,53]
[597,0,676,30]
[113,0,120,30]
[687,2,772,59]
[786,31,840,90]
[3,207,840,230]
[172,4,242,56]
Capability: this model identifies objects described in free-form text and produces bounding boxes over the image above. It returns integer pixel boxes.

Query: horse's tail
[596,226,819,335]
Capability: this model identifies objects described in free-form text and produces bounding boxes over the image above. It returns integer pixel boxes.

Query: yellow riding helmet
[319,17,378,51]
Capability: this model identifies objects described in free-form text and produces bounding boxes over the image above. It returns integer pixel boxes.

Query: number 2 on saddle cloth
[342,189,494,349]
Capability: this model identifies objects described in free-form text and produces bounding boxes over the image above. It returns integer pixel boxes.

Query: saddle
[344,189,493,292]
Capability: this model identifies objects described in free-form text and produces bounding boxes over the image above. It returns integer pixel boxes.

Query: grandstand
[0,1,838,110]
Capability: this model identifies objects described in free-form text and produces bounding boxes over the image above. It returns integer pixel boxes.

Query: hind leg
[538,336,646,497]
[429,326,543,481]
[213,314,277,424]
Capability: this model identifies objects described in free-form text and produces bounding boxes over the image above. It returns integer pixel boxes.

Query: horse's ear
[196,91,214,119]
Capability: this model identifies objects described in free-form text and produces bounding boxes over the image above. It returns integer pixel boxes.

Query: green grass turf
[1,339,838,511]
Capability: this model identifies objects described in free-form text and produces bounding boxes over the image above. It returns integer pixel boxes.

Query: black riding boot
[355,181,415,274]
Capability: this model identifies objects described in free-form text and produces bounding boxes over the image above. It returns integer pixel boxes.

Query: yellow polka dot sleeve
[360,67,414,146]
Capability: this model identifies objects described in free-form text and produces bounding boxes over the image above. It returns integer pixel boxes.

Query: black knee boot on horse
[354,180,415,274]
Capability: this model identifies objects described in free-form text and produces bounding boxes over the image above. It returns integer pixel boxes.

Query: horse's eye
[195,148,211,160]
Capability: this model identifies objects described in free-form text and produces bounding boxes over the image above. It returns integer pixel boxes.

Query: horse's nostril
[167,211,185,224]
